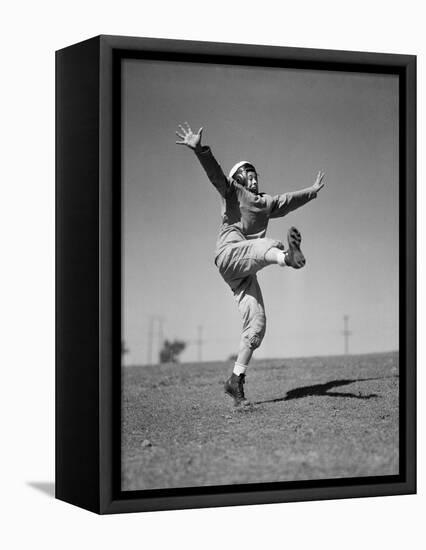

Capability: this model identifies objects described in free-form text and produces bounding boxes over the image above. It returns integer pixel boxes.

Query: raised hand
[175,122,203,152]
[312,170,325,193]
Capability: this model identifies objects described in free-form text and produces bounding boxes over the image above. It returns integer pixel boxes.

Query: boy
[176,122,325,405]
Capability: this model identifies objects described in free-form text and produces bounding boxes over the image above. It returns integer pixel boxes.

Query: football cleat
[285,226,306,269]
[224,373,248,406]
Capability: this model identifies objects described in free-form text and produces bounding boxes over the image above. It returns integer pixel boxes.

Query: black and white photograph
[120,58,400,491]
[3,0,422,543]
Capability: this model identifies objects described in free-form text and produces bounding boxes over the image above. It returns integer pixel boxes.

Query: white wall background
[1,1,423,548]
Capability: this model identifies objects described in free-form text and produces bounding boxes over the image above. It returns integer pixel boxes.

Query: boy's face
[246,170,259,194]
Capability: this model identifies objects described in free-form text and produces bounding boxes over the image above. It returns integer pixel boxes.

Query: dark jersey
[196,146,317,258]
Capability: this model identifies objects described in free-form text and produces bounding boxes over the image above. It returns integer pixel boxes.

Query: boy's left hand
[312,171,325,193]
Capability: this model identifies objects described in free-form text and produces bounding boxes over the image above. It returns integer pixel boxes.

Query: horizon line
[123,349,399,368]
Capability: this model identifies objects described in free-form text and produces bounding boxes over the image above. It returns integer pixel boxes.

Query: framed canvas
[56,35,416,514]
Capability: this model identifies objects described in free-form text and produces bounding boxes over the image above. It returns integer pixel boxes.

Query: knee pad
[247,313,266,350]
[248,334,262,350]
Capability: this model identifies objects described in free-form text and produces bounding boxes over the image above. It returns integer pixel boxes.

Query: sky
[122,59,399,366]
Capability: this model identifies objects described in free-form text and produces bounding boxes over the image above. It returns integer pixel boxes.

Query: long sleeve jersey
[196,146,317,259]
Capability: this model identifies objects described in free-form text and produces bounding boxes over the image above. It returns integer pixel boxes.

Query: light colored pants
[215,237,284,351]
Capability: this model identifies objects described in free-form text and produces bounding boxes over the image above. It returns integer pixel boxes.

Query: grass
[121,351,399,491]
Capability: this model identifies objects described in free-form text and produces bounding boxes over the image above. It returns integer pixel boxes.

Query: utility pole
[342,315,351,355]
[157,316,165,363]
[147,315,165,364]
[147,316,155,365]
[196,325,203,362]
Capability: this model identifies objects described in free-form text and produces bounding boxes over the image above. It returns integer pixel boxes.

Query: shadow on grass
[254,377,397,405]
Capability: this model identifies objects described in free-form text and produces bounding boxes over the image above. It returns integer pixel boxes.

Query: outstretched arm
[175,122,204,153]
[269,171,325,218]
[175,122,229,197]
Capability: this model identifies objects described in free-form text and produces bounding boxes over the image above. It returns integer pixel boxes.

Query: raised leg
[264,246,287,266]
[284,226,306,268]
[217,237,285,283]
[265,228,306,268]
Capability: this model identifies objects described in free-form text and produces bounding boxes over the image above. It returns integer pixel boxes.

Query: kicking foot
[224,373,249,406]
[285,227,306,269]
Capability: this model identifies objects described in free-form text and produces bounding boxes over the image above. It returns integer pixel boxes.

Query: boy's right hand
[312,170,326,193]
[175,122,203,153]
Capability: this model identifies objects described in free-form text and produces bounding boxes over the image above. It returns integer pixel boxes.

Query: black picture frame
[56,35,416,514]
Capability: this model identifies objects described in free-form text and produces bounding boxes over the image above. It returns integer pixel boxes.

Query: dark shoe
[285,226,306,269]
[224,373,247,406]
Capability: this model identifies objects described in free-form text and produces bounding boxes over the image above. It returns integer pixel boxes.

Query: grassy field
[121,351,399,491]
